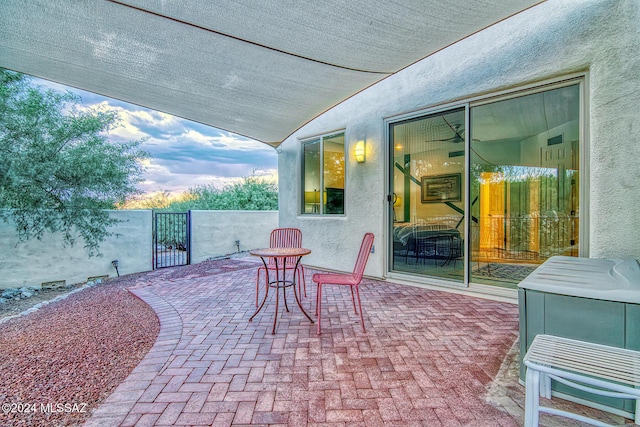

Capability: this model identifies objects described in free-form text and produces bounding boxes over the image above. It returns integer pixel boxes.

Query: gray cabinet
[518,256,640,418]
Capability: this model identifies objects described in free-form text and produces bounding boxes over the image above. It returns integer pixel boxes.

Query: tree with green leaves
[152,175,278,212]
[0,69,148,255]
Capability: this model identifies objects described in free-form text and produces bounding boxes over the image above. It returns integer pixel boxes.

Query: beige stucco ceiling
[0,0,543,146]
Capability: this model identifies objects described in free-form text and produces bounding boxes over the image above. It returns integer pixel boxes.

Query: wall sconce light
[355,140,366,163]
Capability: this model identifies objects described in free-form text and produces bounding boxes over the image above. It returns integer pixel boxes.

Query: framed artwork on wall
[421,173,461,203]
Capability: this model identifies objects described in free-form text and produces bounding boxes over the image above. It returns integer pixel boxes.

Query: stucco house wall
[277,0,640,278]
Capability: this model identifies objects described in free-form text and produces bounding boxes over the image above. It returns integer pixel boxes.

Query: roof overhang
[0,0,543,146]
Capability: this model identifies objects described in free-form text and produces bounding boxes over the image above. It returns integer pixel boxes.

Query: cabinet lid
[518,256,640,303]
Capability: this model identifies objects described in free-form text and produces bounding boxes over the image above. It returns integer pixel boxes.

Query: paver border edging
[83,284,183,427]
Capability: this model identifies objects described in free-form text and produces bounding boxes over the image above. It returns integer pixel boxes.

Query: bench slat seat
[523,334,640,426]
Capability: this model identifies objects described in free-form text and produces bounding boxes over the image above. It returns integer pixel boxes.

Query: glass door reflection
[390,108,465,281]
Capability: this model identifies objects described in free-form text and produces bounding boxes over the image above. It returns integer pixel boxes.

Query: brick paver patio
[83,258,628,426]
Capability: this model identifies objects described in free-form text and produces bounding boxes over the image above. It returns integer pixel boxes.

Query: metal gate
[153,211,191,269]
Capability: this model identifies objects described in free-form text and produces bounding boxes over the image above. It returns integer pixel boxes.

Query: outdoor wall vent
[41,280,66,290]
[547,134,563,146]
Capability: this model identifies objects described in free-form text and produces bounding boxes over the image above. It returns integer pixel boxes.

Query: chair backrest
[352,232,375,281]
[270,228,302,248]
[269,228,303,267]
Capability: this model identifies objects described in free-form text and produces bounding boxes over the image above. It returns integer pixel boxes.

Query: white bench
[523,334,640,427]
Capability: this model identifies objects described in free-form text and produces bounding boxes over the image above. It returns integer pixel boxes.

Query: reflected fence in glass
[469,213,578,287]
[471,214,577,263]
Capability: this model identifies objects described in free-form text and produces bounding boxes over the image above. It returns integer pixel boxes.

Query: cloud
[30,76,278,195]
[138,159,278,194]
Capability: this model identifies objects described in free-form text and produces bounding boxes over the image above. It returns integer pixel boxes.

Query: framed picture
[421,173,461,203]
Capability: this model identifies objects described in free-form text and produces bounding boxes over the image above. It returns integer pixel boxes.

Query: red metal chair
[255,228,307,307]
[312,232,374,334]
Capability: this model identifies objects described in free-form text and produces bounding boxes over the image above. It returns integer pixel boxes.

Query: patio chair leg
[297,267,307,300]
[350,285,358,314]
[301,266,307,298]
[316,283,323,334]
[355,285,365,332]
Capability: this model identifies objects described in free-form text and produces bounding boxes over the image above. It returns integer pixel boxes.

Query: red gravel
[0,270,159,427]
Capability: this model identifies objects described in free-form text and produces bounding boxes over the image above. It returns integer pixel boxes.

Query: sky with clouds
[32,77,278,196]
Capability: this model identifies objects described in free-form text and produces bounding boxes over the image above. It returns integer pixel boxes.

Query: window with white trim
[301,131,345,215]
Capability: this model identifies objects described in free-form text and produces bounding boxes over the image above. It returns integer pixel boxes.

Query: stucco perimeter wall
[0,210,152,290]
[190,210,278,264]
[0,210,279,290]
[278,0,640,277]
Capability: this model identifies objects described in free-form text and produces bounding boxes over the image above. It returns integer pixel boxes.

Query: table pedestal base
[249,253,314,334]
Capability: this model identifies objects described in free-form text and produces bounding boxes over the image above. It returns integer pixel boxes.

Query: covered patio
[76,257,624,427]
[2,1,640,425]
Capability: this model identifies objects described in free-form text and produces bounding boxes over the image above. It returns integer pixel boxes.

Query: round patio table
[249,247,314,334]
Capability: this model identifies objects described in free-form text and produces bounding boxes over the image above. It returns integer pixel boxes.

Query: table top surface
[250,247,311,257]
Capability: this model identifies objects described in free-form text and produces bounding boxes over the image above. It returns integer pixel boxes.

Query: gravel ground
[0,269,159,427]
[0,256,257,427]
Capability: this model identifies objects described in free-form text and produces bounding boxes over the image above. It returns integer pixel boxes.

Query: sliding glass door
[390,108,465,281]
[469,84,581,287]
[388,80,582,288]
